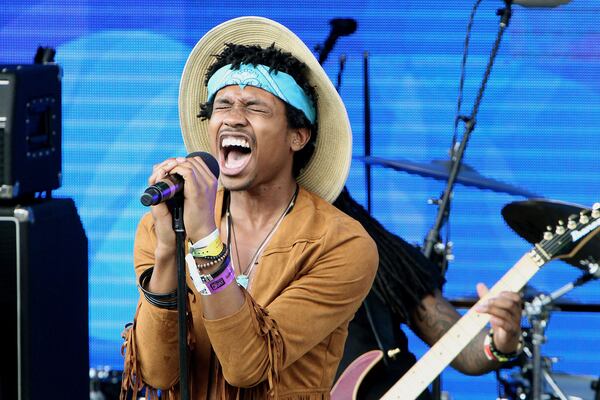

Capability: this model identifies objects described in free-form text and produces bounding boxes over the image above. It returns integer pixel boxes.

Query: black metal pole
[426,3,512,399]
[423,3,512,261]
[363,51,372,214]
[171,195,189,400]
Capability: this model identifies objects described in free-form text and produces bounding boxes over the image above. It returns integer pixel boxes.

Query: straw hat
[179,16,352,203]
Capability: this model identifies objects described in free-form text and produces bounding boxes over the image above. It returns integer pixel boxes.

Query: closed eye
[214,105,231,110]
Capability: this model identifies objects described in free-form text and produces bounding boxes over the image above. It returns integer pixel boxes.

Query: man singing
[121,16,378,399]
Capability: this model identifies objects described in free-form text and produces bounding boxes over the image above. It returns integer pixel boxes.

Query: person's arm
[122,213,182,390]
[122,155,222,393]
[409,287,521,375]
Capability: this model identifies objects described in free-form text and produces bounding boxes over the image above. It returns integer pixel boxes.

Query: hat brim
[179,16,352,203]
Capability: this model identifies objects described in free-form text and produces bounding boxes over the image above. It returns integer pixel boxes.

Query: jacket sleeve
[203,218,378,389]
[121,213,181,393]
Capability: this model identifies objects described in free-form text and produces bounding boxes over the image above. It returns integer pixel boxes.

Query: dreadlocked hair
[198,43,318,177]
[333,187,444,323]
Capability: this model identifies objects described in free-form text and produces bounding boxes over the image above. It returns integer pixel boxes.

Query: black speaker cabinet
[0,64,62,199]
[0,198,88,400]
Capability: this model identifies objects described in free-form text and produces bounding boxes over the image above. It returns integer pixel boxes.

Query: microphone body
[140,151,219,207]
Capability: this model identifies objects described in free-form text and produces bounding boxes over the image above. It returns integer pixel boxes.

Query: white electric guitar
[332,204,600,400]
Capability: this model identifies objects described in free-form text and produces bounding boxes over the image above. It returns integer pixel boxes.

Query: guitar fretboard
[381,252,542,400]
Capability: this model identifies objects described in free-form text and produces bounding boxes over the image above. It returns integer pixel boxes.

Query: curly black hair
[198,43,318,177]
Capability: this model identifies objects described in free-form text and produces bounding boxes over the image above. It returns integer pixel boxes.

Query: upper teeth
[222,137,250,148]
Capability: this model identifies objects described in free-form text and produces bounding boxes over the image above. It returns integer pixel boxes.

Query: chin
[221,176,253,192]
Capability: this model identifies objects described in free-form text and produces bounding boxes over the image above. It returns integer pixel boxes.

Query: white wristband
[190,228,220,249]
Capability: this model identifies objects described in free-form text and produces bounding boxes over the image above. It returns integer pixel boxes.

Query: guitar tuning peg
[592,203,600,218]
[555,224,566,235]
[580,213,590,224]
[567,219,577,229]
[543,231,554,240]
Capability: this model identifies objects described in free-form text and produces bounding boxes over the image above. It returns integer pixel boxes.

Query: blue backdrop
[3,1,599,398]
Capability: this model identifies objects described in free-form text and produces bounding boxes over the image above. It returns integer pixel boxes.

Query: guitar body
[331,350,383,400]
[335,296,434,400]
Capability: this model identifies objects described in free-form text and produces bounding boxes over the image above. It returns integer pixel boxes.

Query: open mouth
[220,136,252,174]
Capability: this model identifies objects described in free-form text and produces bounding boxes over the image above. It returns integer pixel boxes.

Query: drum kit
[359,155,600,400]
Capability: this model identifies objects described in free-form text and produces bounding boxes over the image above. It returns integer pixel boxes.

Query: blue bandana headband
[207,63,316,124]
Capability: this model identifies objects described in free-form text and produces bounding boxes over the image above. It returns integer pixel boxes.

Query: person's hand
[475,283,523,354]
[147,158,179,256]
[168,155,219,243]
[147,156,219,253]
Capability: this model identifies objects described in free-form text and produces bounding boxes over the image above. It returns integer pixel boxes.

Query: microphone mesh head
[187,151,220,178]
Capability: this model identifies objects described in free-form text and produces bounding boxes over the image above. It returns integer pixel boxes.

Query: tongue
[225,149,250,170]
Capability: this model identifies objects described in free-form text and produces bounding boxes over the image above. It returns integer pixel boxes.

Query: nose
[222,104,248,128]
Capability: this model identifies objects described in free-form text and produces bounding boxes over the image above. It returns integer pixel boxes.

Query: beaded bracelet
[483,329,524,362]
[138,267,177,310]
[195,247,230,269]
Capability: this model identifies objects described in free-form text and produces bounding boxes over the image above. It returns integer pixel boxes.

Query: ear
[289,127,311,152]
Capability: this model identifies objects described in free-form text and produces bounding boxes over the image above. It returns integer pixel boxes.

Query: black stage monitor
[0,64,62,199]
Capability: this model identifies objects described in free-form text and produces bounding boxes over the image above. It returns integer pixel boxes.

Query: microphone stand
[170,194,190,400]
[423,2,513,399]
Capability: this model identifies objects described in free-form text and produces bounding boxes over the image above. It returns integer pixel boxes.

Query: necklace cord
[228,185,299,279]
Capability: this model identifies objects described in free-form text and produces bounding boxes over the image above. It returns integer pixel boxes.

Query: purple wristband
[199,262,236,295]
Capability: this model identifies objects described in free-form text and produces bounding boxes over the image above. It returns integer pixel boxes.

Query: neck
[228,179,298,229]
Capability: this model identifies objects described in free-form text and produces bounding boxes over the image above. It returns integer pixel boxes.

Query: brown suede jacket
[122,187,378,399]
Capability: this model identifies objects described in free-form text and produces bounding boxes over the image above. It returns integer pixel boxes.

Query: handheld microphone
[510,0,570,7]
[140,151,220,207]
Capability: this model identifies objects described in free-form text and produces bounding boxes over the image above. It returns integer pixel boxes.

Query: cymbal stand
[424,3,513,398]
[522,260,599,400]
[423,1,512,266]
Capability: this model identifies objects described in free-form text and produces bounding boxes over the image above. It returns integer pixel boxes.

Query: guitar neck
[381,251,543,400]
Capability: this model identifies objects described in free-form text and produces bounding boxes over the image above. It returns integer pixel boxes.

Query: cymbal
[502,199,600,269]
[355,156,538,197]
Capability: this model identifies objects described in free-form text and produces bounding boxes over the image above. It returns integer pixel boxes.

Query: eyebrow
[214,95,271,108]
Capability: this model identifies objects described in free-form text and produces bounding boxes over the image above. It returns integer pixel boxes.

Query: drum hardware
[495,199,600,400]
[498,260,600,400]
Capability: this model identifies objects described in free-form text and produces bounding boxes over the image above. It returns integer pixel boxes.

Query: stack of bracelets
[483,329,524,362]
[138,229,236,308]
[139,267,178,309]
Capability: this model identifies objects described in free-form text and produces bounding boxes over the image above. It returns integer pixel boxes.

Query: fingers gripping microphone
[140,152,220,207]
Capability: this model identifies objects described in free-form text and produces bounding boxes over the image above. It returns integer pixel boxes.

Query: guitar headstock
[535,203,600,262]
